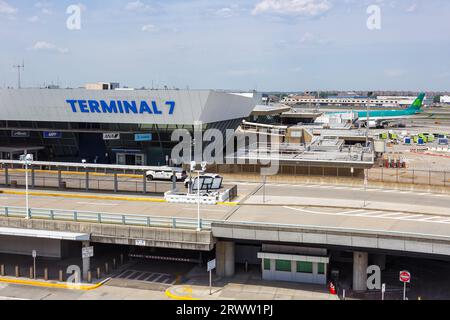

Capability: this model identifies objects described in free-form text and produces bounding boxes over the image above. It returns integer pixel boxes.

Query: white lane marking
[125,271,138,279]
[420,216,442,221]
[182,207,226,212]
[262,183,450,196]
[283,207,364,215]
[77,202,118,206]
[335,210,366,215]
[0,296,29,300]
[283,206,450,225]
[152,274,164,283]
[371,212,406,218]
[354,211,384,216]
[399,214,425,220]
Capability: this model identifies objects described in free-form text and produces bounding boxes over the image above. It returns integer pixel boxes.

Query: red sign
[399,271,411,283]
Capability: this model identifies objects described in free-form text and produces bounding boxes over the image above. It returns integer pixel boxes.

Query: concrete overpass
[1,181,450,291]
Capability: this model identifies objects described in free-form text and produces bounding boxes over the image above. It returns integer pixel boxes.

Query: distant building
[281,95,417,108]
[441,96,450,104]
[85,82,120,90]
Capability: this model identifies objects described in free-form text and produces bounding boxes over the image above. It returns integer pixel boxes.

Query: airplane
[316,93,426,128]
[356,93,426,128]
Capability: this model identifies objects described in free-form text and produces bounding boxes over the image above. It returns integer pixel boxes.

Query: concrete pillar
[82,241,90,282]
[353,252,368,292]
[85,171,89,191]
[216,241,235,277]
[5,166,9,186]
[143,172,147,194]
[114,173,118,193]
[58,170,62,188]
[372,254,386,271]
[31,168,35,188]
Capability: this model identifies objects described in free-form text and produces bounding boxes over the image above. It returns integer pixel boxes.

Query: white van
[184,174,223,190]
[146,167,187,181]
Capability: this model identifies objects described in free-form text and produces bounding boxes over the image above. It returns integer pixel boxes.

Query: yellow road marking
[165,286,200,301]
[0,190,237,206]
[217,202,238,206]
[0,277,110,291]
[0,190,166,203]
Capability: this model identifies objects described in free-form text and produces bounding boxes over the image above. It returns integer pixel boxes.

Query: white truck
[146,167,187,181]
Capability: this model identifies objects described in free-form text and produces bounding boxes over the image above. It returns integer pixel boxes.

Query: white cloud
[31,41,69,54]
[215,5,242,18]
[216,7,234,18]
[299,32,330,45]
[28,16,40,23]
[141,24,157,32]
[384,69,407,78]
[125,1,155,13]
[406,4,417,13]
[227,68,266,76]
[0,0,17,15]
[35,1,52,14]
[252,0,332,16]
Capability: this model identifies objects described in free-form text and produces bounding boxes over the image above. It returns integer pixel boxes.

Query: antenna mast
[13,60,25,89]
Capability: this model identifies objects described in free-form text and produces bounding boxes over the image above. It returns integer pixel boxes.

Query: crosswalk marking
[114,270,176,285]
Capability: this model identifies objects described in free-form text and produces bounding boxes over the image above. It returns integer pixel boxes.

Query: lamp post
[188,139,196,195]
[20,153,33,219]
[191,161,207,231]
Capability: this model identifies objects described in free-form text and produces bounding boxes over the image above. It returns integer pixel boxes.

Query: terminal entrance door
[117,153,145,166]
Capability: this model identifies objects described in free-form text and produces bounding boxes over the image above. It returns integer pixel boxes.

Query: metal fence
[0,206,212,230]
[368,168,449,187]
[0,169,180,194]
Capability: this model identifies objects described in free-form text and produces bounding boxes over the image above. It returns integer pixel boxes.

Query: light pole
[188,138,196,195]
[191,161,207,231]
[20,153,33,219]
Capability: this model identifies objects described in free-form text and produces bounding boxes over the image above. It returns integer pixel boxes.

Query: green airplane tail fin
[408,93,425,111]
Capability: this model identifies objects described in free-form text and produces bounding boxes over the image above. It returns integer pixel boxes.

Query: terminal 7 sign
[66,99,176,115]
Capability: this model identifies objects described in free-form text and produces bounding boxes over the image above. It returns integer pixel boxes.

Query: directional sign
[12,130,29,138]
[135,240,146,246]
[207,259,216,272]
[399,271,411,283]
[103,133,120,140]
[43,131,62,139]
[82,246,94,259]
[135,133,153,142]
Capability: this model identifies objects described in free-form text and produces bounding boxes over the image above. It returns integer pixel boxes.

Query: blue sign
[66,100,176,115]
[44,131,62,139]
[135,134,153,142]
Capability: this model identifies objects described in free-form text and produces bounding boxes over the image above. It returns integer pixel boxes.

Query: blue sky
[0,0,449,91]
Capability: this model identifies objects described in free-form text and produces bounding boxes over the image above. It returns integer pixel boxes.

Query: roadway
[1,182,450,240]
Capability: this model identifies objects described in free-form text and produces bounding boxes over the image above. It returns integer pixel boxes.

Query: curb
[0,276,110,291]
[0,190,166,203]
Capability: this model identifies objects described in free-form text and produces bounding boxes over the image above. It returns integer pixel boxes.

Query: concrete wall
[0,235,63,258]
[0,217,214,252]
[261,259,327,285]
[213,223,450,257]
[235,244,261,265]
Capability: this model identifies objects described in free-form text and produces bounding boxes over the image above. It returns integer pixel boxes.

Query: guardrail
[0,206,212,230]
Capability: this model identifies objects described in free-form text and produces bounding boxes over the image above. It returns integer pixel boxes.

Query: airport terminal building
[0,89,258,165]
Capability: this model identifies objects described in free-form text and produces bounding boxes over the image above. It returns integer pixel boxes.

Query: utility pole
[13,60,25,89]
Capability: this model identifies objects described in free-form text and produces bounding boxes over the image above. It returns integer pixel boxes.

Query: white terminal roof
[0,227,90,241]
[0,89,258,125]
